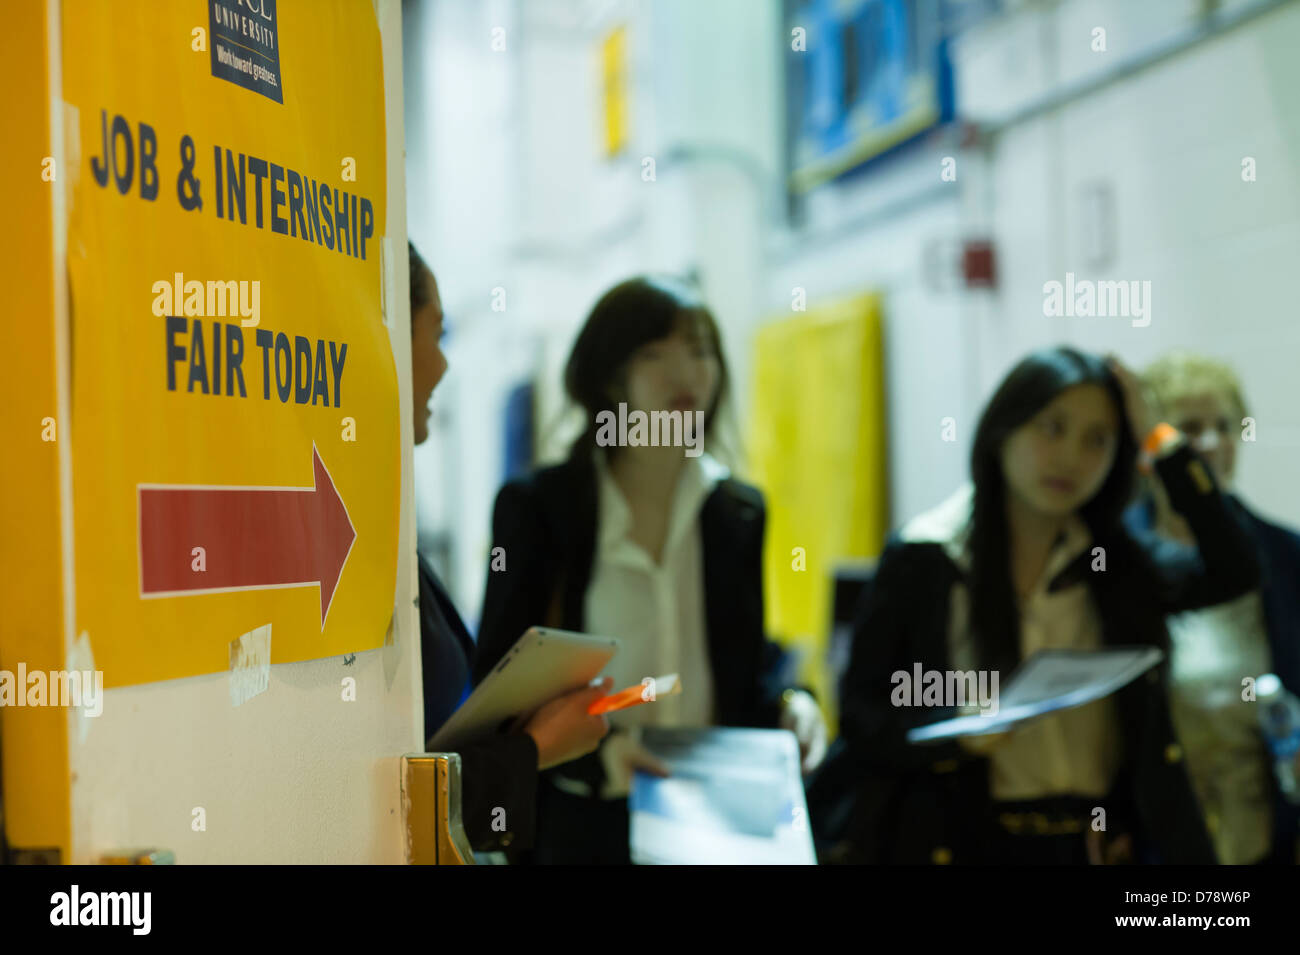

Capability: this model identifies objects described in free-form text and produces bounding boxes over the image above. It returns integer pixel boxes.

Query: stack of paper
[629,727,815,865]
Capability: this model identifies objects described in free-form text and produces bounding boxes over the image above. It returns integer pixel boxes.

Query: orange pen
[588,673,681,715]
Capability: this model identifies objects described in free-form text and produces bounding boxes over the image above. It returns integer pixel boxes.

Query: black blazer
[836,444,1261,865]
[418,554,539,852]
[473,456,786,793]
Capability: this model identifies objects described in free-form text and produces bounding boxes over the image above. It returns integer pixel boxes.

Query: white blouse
[580,450,729,797]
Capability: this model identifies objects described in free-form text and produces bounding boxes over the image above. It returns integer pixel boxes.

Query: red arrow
[138,444,356,628]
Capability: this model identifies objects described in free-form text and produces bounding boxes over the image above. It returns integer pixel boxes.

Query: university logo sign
[209,0,284,103]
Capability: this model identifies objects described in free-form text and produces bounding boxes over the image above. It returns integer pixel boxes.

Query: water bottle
[1256,673,1300,805]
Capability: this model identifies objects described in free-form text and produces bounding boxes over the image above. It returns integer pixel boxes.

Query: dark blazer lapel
[700,480,764,725]
[536,458,599,632]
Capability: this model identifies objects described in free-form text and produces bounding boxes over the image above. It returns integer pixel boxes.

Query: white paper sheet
[905,646,1164,742]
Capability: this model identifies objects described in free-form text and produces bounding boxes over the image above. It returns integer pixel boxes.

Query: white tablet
[427,627,618,750]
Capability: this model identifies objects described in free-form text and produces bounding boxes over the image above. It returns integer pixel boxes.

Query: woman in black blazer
[473,276,825,864]
[835,347,1260,865]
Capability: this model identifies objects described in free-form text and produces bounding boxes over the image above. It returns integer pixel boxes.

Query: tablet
[427,627,618,750]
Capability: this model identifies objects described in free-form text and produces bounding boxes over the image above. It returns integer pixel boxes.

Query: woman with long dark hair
[473,276,826,864]
[835,346,1259,864]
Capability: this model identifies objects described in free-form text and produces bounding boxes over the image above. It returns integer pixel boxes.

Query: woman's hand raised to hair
[1105,355,1156,445]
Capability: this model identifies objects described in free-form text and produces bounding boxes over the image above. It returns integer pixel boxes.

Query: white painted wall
[960,0,1300,528]
[67,0,421,864]
[406,0,1300,624]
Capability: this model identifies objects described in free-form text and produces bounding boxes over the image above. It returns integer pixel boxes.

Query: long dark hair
[967,347,1138,672]
[563,276,730,462]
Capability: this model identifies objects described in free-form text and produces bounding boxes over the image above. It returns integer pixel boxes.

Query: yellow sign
[601,26,628,157]
[62,0,398,687]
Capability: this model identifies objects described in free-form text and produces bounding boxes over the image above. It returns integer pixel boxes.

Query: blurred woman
[409,243,612,854]
[473,276,825,864]
[838,346,1259,864]
[1124,351,1300,864]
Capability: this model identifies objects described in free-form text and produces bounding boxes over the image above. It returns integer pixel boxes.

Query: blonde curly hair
[1142,351,1248,422]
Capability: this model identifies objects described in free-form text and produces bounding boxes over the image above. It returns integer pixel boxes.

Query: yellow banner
[62,0,397,687]
[749,294,888,721]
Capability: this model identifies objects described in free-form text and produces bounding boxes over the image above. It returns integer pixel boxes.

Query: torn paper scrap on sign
[229,624,271,707]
